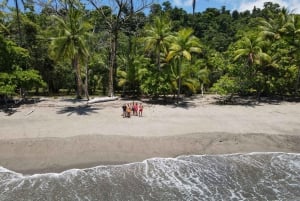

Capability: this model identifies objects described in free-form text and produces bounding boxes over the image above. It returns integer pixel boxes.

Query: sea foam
[0,152,300,201]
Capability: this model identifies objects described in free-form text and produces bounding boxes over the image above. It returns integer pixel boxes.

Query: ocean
[0,152,299,201]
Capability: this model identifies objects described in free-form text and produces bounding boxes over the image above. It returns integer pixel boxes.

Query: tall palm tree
[49,7,91,99]
[166,28,202,103]
[142,16,173,71]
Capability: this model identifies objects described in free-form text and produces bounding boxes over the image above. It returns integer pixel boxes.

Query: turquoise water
[1,153,300,201]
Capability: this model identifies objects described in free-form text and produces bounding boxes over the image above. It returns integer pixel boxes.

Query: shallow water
[1,153,300,201]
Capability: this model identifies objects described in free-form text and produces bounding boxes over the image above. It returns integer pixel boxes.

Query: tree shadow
[0,107,18,116]
[212,96,260,106]
[0,98,42,116]
[56,104,101,116]
[141,96,197,109]
[212,95,300,106]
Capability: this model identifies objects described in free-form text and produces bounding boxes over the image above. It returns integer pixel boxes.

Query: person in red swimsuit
[134,102,138,116]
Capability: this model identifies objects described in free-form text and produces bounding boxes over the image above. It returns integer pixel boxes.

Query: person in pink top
[138,103,143,117]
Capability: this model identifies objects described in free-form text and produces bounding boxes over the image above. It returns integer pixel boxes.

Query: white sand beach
[1,95,300,174]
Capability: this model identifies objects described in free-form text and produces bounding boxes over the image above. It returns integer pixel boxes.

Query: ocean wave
[1,152,300,201]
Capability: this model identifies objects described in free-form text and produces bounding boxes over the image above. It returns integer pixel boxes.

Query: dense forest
[1,0,300,102]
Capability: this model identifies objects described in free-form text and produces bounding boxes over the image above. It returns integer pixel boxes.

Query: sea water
[1,152,300,201]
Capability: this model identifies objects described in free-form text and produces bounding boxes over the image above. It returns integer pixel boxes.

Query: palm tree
[49,7,91,99]
[283,14,300,94]
[233,36,271,67]
[260,11,300,94]
[142,16,173,71]
[0,11,9,34]
[258,8,289,41]
[169,60,203,96]
[166,28,202,103]
[233,36,272,98]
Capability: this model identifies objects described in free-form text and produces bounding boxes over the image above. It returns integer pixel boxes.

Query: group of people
[122,102,143,118]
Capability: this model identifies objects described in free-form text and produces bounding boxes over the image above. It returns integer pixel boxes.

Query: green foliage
[0,35,46,96]
[139,70,172,95]
[0,73,16,95]
[1,1,300,99]
[180,62,201,94]
[0,36,30,72]
[141,15,173,70]
[14,69,46,90]
[211,74,239,95]
[0,69,46,95]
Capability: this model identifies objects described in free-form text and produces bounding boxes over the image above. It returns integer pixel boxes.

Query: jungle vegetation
[1,0,300,102]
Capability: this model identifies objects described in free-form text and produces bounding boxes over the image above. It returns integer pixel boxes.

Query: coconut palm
[233,35,272,98]
[49,7,91,99]
[142,16,173,71]
[233,36,271,67]
[166,28,202,103]
[0,11,9,34]
[259,8,290,41]
[282,14,300,94]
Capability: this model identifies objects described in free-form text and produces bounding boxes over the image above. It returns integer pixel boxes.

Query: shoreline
[1,95,300,174]
[1,132,300,174]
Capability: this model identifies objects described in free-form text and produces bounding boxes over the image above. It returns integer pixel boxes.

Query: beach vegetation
[0,1,300,104]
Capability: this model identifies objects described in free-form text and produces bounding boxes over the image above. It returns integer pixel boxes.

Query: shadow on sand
[0,98,42,116]
[56,105,101,116]
[141,96,197,109]
[141,94,300,109]
[213,95,300,106]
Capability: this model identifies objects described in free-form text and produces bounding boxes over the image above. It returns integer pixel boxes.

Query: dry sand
[1,95,300,174]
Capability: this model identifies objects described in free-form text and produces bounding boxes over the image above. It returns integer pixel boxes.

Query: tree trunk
[108,32,117,97]
[295,65,300,95]
[85,61,89,100]
[177,64,181,104]
[73,57,83,99]
[14,0,22,45]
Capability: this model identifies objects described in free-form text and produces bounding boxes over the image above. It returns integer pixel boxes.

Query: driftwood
[87,96,118,104]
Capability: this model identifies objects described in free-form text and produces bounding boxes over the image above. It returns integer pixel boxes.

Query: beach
[1,95,300,174]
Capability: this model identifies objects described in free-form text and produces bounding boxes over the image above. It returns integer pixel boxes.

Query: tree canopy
[1,0,300,101]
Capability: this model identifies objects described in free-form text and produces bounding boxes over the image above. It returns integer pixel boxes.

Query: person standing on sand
[134,102,138,116]
[138,103,143,117]
[122,104,127,118]
[126,104,131,118]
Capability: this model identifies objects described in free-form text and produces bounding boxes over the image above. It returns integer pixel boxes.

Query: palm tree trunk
[295,65,300,95]
[108,31,117,97]
[73,57,83,99]
[177,63,181,104]
[85,61,89,100]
